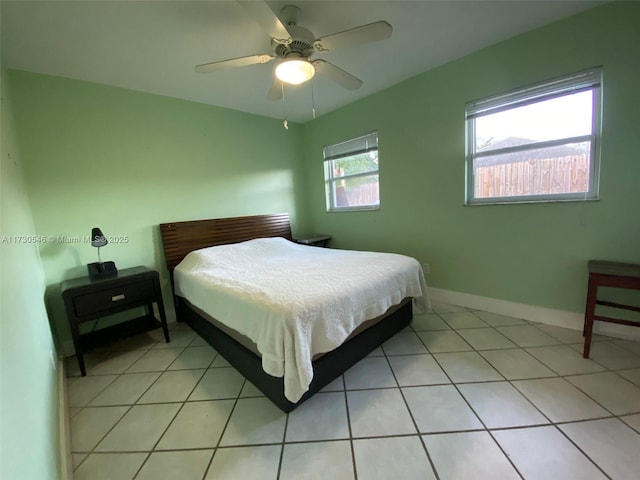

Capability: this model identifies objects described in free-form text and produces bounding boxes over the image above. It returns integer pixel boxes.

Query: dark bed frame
[159,213,413,412]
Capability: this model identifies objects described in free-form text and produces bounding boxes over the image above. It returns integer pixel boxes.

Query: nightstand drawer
[73,279,155,317]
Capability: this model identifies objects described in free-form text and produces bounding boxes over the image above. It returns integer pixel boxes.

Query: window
[323,131,380,212]
[465,67,602,205]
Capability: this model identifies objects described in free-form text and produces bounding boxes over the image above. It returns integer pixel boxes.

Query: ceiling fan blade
[237,0,293,44]
[314,21,392,52]
[313,60,363,90]
[195,54,274,73]
[267,77,283,101]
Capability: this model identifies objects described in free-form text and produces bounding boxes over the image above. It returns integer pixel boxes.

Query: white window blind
[323,132,380,212]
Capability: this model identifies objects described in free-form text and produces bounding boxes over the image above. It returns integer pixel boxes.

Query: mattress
[182,296,412,361]
[174,237,429,402]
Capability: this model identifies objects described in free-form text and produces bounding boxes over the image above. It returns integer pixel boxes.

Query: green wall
[301,1,640,313]
[8,71,310,344]
[7,1,640,351]
[1,70,61,480]
[4,3,638,475]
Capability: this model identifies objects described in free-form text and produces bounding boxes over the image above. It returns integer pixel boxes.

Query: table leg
[156,300,170,343]
[70,323,87,376]
[583,275,598,358]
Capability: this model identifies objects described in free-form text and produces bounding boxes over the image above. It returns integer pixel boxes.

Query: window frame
[323,131,380,212]
[465,67,603,205]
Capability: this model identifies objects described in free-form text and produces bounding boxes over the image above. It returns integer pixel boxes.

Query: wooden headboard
[160,213,292,272]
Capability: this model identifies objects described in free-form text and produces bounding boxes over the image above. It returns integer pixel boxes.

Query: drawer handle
[112,294,126,302]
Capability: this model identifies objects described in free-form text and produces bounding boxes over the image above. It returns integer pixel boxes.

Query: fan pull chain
[311,80,316,120]
[281,82,288,130]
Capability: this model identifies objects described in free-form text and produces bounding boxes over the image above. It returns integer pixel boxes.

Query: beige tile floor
[66,302,640,479]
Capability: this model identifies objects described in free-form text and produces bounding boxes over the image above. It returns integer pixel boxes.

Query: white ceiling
[1,0,602,123]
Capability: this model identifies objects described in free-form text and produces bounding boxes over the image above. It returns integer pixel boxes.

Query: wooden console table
[583,260,640,358]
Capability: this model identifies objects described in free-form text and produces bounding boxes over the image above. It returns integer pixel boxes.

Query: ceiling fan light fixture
[275,59,315,85]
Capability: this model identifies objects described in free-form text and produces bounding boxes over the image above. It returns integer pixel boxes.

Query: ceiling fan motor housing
[272,25,315,59]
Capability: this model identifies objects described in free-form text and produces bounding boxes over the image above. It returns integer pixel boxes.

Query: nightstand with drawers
[61,266,170,375]
[294,234,332,247]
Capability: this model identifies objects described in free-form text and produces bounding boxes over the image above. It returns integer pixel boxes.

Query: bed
[160,213,428,411]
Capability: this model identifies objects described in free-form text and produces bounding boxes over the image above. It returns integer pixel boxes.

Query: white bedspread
[174,237,429,402]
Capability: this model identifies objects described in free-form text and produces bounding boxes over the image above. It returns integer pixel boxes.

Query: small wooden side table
[583,260,640,358]
[61,266,170,375]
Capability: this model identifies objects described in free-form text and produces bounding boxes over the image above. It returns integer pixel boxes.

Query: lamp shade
[91,227,108,247]
[275,60,315,85]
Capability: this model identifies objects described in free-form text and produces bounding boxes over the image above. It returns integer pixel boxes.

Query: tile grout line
[425,311,638,479]
[68,342,160,471]
[381,343,441,480]
[202,376,251,479]
[432,309,606,479]
[340,374,359,480]
[550,423,614,480]
[70,328,195,475]
[275,397,290,480]
[68,311,640,479]
[130,363,210,478]
[418,316,591,479]
[413,318,530,479]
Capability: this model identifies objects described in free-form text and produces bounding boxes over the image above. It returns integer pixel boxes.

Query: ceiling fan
[195,1,393,100]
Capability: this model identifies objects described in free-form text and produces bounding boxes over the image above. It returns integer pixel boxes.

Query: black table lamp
[87,227,117,278]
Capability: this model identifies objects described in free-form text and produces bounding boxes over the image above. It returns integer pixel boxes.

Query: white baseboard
[429,287,640,342]
[58,357,73,480]
[61,340,75,358]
